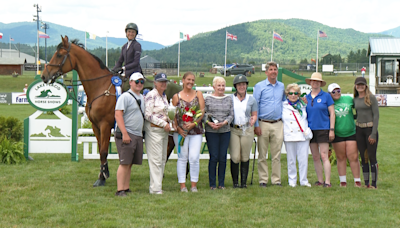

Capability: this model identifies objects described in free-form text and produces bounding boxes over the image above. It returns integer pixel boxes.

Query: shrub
[46,105,71,115]
[0,116,23,141]
[0,136,25,164]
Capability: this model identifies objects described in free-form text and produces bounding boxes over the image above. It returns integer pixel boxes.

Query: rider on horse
[112,23,142,84]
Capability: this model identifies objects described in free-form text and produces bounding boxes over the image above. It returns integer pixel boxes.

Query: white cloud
[1,0,399,46]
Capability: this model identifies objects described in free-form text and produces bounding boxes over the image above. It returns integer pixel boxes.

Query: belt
[356,122,373,128]
[150,123,164,129]
[259,118,282,124]
[232,124,244,129]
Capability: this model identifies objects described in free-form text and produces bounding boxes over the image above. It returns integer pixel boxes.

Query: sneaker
[301,183,312,187]
[115,190,127,197]
[180,187,188,192]
[289,183,296,188]
[191,187,198,192]
[274,183,282,187]
[314,181,324,186]
[210,187,216,190]
[354,182,362,187]
[150,190,163,195]
[233,183,240,188]
[124,189,132,193]
[323,183,332,188]
[340,182,347,187]
[368,185,377,189]
[259,183,267,188]
[218,186,226,190]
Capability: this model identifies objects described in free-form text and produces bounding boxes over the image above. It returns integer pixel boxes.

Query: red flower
[185,107,190,111]
[191,110,196,115]
[182,114,193,122]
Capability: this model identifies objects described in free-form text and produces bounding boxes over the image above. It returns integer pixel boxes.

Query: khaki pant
[229,126,254,163]
[257,121,283,184]
[144,121,168,193]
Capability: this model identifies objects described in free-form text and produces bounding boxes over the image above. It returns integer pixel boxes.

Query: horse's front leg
[92,123,111,187]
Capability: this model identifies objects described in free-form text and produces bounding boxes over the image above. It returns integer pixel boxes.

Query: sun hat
[305,72,326,87]
[154,73,168,82]
[328,83,341,93]
[130,72,144,81]
[354,77,367,85]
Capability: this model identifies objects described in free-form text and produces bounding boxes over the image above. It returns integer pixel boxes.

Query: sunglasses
[331,89,341,94]
[134,80,145,84]
[288,92,299,95]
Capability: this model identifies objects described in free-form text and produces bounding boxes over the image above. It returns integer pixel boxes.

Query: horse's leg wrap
[98,162,109,179]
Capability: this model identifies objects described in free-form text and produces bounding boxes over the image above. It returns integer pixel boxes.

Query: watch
[330,128,335,131]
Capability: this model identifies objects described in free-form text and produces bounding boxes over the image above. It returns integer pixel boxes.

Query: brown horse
[42,36,183,187]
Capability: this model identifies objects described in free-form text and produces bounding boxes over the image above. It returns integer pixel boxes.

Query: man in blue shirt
[253,61,286,187]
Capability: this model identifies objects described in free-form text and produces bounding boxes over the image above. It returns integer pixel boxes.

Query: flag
[226,32,237,41]
[10,37,14,41]
[86,32,96,40]
[179,32,190,40]
[319,30,328,38]
[273,31,283,42]
[38,31,50,39]
[0,33,3,39]
[136,34,143,40]
[311,59,316,63]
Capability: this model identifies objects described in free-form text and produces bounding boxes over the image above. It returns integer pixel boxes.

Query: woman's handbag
[292,111,313,140]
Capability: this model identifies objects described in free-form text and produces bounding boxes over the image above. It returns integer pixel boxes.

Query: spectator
[23,84,28,93]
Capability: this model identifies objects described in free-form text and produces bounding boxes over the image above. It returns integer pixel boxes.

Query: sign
[12,92,29,104]
[0,92,12,104]
[26,80,69,111]
[298,84,311,97]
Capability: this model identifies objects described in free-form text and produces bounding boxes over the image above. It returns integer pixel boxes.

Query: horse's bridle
[44,42,74,83]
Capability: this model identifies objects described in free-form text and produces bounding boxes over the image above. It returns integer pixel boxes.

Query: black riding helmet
[233,74,249,89]
[125,23,139,34]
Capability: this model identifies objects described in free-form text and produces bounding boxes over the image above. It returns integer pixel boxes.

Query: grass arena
[1,72,399,227]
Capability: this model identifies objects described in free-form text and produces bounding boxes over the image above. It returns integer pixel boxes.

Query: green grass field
[0,72,399,227]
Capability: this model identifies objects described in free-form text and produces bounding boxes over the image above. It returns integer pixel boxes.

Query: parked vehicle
[220,64,255,76]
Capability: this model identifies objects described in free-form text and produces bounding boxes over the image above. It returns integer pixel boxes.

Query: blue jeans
[205,131,230,188]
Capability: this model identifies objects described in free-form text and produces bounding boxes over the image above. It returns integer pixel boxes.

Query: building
[0,58,25,75]
[368,37,400,94]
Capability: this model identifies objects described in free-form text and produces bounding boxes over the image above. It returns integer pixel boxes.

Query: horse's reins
[45,41,118,113]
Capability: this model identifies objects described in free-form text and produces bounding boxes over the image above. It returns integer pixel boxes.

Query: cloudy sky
[1,0,399,46]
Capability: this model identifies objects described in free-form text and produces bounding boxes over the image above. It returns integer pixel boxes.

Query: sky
[1,0,400,46]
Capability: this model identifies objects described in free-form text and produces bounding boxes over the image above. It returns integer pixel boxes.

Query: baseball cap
[130,72,144,81]
[327,83,341,93]
[154,73,168,82]
[354,77,367,85]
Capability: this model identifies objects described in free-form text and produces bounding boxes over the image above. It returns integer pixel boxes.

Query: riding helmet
[125,23,139,34]
[233,74,249,88]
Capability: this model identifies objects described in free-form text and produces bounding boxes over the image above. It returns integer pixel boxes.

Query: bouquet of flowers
[177,105,202,146]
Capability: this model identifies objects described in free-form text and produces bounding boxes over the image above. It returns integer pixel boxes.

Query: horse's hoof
[93,179,106,187]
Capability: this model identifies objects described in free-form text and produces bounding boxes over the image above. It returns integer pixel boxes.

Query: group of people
[111,23,379,196]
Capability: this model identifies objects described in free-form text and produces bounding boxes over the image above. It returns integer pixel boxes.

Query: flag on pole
[38,31,50,39]
[0,33,3,39]
[319,30,328,38]
[136,34,143,40]
[226,32,237,41]
[179,32,190,40]
[10,37,14,41]
[273,31,283,42]
[86,32,96,40]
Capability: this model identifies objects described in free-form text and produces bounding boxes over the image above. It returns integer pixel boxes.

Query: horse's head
[41,36,74,84]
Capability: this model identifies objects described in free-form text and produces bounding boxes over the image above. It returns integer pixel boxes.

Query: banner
[0,93,12,104]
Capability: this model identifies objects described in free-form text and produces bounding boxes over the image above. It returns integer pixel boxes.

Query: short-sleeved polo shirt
[306,90,334,130]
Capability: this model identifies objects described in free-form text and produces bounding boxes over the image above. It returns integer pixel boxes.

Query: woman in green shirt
[328,83,361,187]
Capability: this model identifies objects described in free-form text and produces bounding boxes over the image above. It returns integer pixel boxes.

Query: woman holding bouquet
[229,75,257,188]
[205,76,234,190]
[172,72,205,193]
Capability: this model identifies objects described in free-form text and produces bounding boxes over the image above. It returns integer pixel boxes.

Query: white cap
[328,83,340,93]
[130,72,144,81]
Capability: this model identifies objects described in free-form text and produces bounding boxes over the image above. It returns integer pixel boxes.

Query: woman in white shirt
[282,83,312,187]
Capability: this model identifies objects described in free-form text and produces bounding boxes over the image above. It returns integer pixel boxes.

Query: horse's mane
[57,39,108,70]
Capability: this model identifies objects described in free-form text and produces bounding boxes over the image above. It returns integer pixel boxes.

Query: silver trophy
[167,99,177,131]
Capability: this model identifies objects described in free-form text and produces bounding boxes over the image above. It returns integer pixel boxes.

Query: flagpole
[178,33,181,77]
[9,36,11,58]
[106,31,108,67]
[85,31,87,50]
[224,30,227,77]
[271,31,274,61]
[316,30,319,72]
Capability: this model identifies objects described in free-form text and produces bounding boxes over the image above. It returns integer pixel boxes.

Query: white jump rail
[78,129,311,160]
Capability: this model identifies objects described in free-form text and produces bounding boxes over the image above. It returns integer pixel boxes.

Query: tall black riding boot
[362,163,370,186]
[231,160,240,188]
[240,161,250,188]
[371,163,378,188]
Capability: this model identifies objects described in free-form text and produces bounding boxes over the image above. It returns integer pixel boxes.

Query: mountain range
[0,22,165,50]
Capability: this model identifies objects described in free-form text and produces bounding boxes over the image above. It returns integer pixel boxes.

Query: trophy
[167,99,177,131]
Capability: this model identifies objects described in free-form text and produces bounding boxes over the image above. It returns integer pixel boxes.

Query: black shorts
[310,130,330,143]
[332,134,356,143]
[115,132,143,165]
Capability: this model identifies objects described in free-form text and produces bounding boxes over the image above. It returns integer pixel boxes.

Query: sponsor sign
[386,94,400,106]
[12,92,29,104]
[0,92,12,104]
[27,80,69,111]
[298,84,311,97]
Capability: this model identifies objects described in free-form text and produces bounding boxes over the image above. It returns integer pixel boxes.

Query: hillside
[143,18,391,65]
[0,22,164,50]
[380,25,400,37]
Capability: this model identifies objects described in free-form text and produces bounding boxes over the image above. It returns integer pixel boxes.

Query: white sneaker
[289,183,297,187]
[191,187,198,192]
[150,190,163,194]
[301,183,312,187]
[180,187,188,192]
